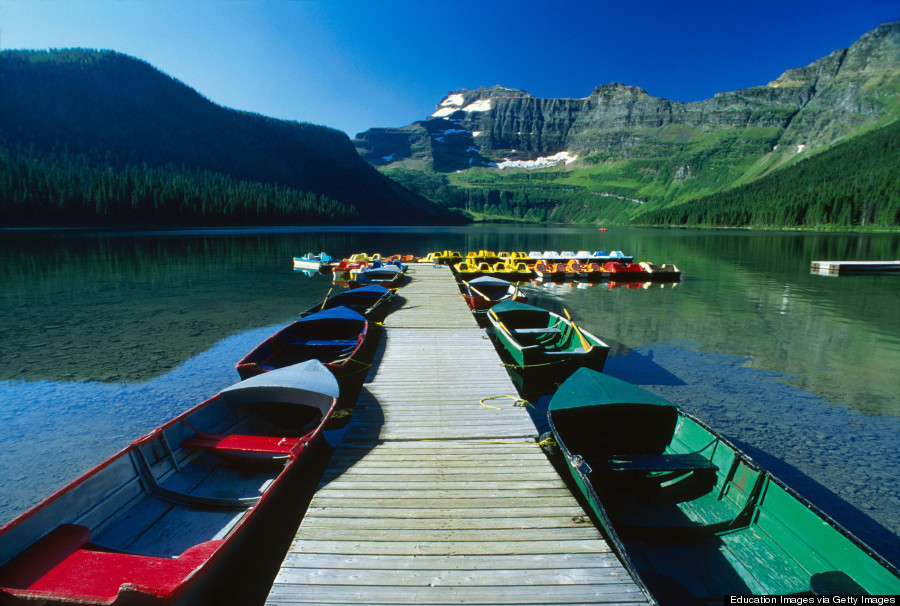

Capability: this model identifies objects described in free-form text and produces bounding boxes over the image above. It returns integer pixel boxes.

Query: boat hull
[488,302,610,390]
[462,277,527,312]
[639,262,682,282]
[0,363,340,606]
[292,253,333,272]
[547,368,900,603]
[602,262,650,281]
[235,306,369,381]
[299,285,394,323]
[465,293,527,312]
[292,259,322,271]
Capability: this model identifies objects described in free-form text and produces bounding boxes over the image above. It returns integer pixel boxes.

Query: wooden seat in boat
[595,455,764,534]
[180,433,299,456]
[0,524,219,601]
[587,452,717,473]
[0,525,91,588]
[284,338,358,347]
[509,327,561,346]
[510,327,561,336]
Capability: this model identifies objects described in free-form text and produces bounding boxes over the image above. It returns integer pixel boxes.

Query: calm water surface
[2,226,899,566]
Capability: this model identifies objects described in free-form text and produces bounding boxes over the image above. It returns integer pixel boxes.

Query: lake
[1,225,899,568]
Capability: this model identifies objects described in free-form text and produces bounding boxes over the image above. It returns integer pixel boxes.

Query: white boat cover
[221,360,339,415]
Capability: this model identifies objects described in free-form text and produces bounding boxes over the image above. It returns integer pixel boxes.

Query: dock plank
[299,516,594,530]
[304,507,589,519]
[267,585,647,605]
[285,538,614,556]
[274,566,635,586]
[266,265,651,606]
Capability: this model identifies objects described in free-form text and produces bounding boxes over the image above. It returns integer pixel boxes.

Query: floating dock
[810,260,900,276]
[266,265,651,605]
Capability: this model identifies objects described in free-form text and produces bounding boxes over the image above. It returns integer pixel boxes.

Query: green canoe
[547,368,900,603]
[487,301,610,386]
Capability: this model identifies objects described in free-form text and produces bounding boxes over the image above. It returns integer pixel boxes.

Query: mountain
[638,118,900,227]
[0,49,462,226]
[354,22,900,226]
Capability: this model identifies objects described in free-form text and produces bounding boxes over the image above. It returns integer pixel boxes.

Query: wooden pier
[810,260,900,276]
[265,265,651,605]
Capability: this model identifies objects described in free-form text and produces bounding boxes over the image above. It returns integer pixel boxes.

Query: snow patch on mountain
[494,151,578,170]
[431,106,458,118]
[463,99,491,112]
[440,93,465,107]
[431,95,492,118]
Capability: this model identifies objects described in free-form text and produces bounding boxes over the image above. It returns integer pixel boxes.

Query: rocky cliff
[355,22,900,177]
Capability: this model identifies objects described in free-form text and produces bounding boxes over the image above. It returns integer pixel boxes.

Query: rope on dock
[479,394,527,410]
[500,358,576,370]
[479,394,547,416]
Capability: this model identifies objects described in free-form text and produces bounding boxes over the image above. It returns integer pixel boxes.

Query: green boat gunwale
[547,368,900,602]
[487,301,610,370]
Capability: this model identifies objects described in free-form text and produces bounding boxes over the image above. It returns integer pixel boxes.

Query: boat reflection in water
[529,279,677,292]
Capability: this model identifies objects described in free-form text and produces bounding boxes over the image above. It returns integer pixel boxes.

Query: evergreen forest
[385,119,900,229]
[0,49,458,227]
[640,120,900,229]
[0,145,357,226]
[1,48,897,229]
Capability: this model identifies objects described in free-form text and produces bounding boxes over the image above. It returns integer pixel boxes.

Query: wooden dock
[265,265,651,605]
[810,260,900,276]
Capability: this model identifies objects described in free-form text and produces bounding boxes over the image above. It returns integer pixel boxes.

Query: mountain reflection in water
[1,226,898,567]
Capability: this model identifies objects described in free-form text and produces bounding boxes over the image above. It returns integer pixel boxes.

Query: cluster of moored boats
[451,262,900,602]
[3,255,899,605]
[452,250,680,283]
[294,252,409,288]
[294,249,680,283]
[0,282,394,605]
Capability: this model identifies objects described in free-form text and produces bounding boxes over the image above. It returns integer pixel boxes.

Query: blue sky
[1,0,897,137]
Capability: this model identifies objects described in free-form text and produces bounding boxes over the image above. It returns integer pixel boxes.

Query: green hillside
[639,119,900,228]
[364,23,900,229]
[0,49,462,226]
[382,119,899,229]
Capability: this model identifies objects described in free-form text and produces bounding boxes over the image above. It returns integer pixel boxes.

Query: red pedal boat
[601,261,650,280]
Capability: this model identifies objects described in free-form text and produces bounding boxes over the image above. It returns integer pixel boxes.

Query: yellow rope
[332,356,371,366]
[538,435,557,447]
[479,394,528,410]
[500,358,574,369]
[329,357,374,377]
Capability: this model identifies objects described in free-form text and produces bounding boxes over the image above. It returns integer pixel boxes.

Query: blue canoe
[300,284,395,322]
[235,306,369,380]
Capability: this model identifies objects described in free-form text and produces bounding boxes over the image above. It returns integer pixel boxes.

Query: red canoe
[0,361,339,606]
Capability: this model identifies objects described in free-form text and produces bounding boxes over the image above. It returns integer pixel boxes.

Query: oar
[488,308,514,337]
[563,308,592,351]
[466,281,491,301]
[511,282,520,301]
[319,287,334,311]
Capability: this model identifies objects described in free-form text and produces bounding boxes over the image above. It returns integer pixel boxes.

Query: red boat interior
[0,393,327,603]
